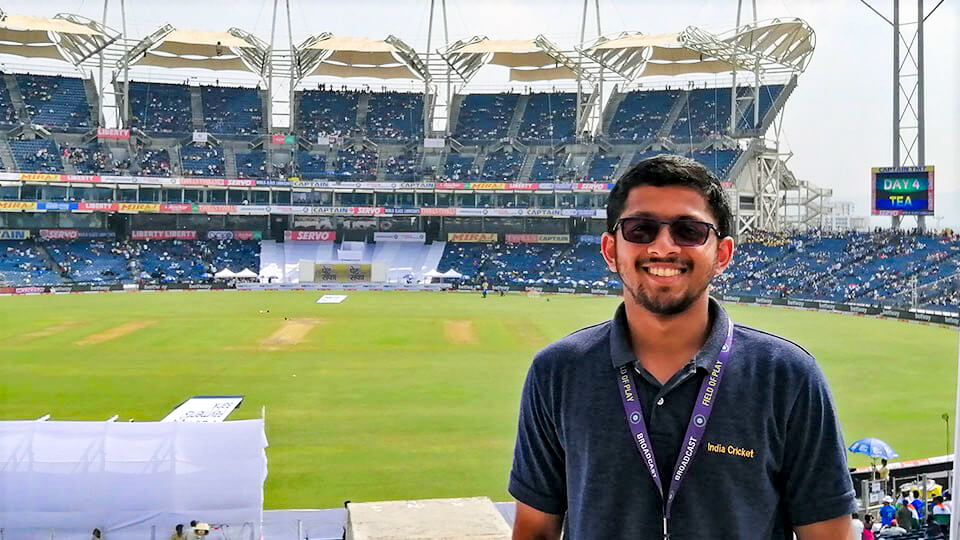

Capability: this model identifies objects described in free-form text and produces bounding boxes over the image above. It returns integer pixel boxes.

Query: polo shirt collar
[609,296,730,370]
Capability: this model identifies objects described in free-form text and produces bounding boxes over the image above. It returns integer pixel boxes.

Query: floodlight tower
[862,0,943,232]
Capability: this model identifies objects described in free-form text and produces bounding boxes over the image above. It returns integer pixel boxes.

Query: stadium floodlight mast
[861,0,944,232]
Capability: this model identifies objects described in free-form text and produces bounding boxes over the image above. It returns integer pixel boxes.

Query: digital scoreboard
[871,166,934,216]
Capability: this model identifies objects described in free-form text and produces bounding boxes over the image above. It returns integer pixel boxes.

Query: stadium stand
[9,139,64,172]
[63,143,125,175]
[236,151,267,179]
[736,84,785,130]
[201,85,263,135]
[442,153,476,181]
[334,146,377,179]
[383,149,420,181]
[136,147,172,177]
[0,240,62,285]
[296,89,359,139]
[128,81,193,134]
[671,87,733,141]
[586,152,621,182]
[453,93,519,143]
[16,74,92,131]
[480,148,524,181]
[180,143,225,177]
[517,92,577,144]
[607,88,681,143]
[0,76,19,126]
[44,239,133,283]
[529,154,563,181]
[297,151,328,180]
[366,91,423,141]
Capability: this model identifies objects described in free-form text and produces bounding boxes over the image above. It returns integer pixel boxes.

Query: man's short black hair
[606,154,733,239]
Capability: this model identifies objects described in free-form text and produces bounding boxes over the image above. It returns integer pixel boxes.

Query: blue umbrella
[848,438,899,459]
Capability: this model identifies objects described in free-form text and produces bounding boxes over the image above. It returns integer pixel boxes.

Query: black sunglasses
[614,217,719,247]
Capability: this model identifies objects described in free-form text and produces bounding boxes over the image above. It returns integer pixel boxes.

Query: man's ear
[601,231,618,273]
[713,235,735,275]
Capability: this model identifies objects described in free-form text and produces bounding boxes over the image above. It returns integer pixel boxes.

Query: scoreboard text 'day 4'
[871,166,935,216]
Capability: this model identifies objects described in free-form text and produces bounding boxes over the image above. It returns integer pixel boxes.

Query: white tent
[214,268,237,278]
[235,268,258,279]
[441,269,463,279]
[0,419,267,540]
[423,269,445,279]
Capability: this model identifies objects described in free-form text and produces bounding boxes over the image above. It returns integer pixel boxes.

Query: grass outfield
[1,290,957,508]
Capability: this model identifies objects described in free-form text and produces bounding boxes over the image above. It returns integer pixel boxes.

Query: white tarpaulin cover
[0,419,267,540]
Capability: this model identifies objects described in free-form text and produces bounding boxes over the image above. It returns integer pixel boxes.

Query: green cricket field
[1,290,957,508]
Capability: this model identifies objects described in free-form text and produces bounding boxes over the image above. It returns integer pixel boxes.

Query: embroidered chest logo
[706,441,756,459]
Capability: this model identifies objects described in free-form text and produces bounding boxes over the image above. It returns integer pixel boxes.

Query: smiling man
[509,155,855,540]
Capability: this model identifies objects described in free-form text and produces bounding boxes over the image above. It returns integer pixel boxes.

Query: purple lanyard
[616,320,734,540]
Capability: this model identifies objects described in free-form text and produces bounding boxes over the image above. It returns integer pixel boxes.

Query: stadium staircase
[83,78,101,127]
[61,151,78,175]
[0,138,17,171]
[472,151,489,176]
[34,244,66,281]
[658,92,689,139]
[168,145,183,175]
[355,92,371,131]
[189,87,204,131]
[3,74,28,121]
[600,88,626,134]
[223,145,238,178]
[611,149,636,179]
[506,95,529,139]
[517,151,538,182]
[446,94,465,137]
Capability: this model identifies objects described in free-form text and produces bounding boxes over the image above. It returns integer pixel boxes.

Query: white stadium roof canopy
[294,34,427,81]
[0,10,118,67]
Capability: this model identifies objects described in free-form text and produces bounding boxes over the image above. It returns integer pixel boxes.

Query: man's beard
[616,258,712,316]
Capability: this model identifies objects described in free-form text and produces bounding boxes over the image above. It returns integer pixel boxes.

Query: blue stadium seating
[180,144,225,177]
[453,93,519,143]
[9,139,63,172]
[334,146,377,179]
[689,148,742,179]
[529,154,563,181]
[128,82,193,134]
[44,239,132,283]
[383,150,420,181]
[517,93,577,144]
[0,77,18,126]
[296,89,359,139]
[586,152,620,182]
[201,85,263,135]
[0,240,63,285]
[137,148,172,177]
[366,92,423,141]
[297,152,327,180]
[236,151,267,179]
[64,143,121,175]
[17,74,91,131]
[607,89,681,143]
[442,154,476,181]
[671,87,733,141]
[736,84,785,131]
[480,149,523,181]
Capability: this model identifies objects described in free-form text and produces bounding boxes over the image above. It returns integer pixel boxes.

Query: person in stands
[851,512,864,539]
[170,524,187,540]
[879,497,897,527]
[895,499,914,531]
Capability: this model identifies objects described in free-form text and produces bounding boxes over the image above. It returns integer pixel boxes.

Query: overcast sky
[4,0,958,228]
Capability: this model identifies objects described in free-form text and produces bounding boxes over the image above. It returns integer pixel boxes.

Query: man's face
[601,185,733,316]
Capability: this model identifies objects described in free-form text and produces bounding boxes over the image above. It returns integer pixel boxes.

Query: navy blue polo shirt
[509,298,856,539]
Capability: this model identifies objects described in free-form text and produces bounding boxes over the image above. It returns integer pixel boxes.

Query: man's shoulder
[733,323,818,374]
[532,319,611,368]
